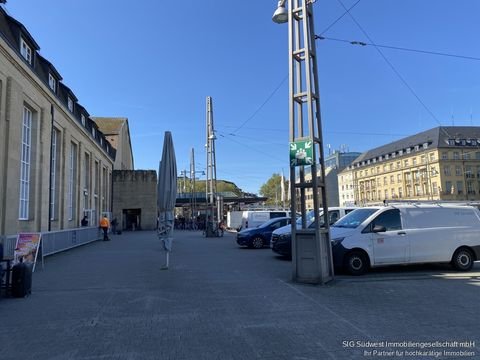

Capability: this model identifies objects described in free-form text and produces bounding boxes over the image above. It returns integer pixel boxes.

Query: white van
[331,205,480,275]
[241,210,290,230]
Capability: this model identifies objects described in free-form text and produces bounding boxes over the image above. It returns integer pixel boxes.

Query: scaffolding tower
[287,0,333,284]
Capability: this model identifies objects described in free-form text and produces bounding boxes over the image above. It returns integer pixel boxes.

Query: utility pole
[190,148,196,221]
[205,96,218,236]
[273,0,333,284]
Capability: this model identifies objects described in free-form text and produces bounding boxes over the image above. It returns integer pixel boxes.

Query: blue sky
[5,1,480,194]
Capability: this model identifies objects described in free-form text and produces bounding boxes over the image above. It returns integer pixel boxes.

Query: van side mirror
[372,225,387,233]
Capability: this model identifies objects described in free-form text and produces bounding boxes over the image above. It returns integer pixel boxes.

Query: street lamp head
[272,0,288,23]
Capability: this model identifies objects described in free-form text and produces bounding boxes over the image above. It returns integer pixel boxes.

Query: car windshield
[332,208,378,229]
[295,210,324,228]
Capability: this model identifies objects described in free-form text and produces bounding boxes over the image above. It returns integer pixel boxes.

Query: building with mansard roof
[0,5,116,239]
[338,126,480,205]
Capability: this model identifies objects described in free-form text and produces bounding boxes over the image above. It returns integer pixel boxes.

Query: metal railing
[1,227,101,258]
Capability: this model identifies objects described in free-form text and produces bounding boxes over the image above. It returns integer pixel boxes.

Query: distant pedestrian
[100,216,110,241]
[111,218,118,234]
[81,216,88,227]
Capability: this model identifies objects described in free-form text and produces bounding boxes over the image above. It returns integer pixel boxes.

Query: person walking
[111,218,118,234]
[99,216,110,241]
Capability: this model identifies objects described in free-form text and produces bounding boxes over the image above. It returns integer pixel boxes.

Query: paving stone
[1,230,479,359]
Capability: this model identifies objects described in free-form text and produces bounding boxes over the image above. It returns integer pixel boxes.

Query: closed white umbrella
[157,131,177,269]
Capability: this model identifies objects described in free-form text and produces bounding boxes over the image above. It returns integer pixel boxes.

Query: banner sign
[14,233,42,270]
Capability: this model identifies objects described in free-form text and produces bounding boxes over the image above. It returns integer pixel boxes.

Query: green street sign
[290,140,313,166]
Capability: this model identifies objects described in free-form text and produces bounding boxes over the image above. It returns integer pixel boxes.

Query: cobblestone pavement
[1,230,479,360]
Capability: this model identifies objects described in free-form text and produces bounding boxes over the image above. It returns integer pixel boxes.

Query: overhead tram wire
[227,2,363,137]
[230,75,287,135]
[335,0,450,137]
[319,0,362,36]
[315,35,480,62]
[216,131,285,163]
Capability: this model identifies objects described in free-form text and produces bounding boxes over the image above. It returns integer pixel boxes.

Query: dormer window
[67,97,74,112]
[48,74,56,92]
[81,114,86,126]
[92,127,96,138]
[20,38,32,64]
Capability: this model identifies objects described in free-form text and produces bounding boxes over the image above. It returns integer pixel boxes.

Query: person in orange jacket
[99,216,110,241]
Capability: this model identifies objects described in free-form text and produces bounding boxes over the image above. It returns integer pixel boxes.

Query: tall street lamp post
[273,0,334,284]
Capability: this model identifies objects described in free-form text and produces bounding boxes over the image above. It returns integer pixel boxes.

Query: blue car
[236,217,291,249]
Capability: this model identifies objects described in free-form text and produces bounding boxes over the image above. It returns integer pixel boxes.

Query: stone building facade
[112,170,157,231]
[92,117,134,171]
[303,151,361,209]
[0,6,115,239]
[338,126,480,205]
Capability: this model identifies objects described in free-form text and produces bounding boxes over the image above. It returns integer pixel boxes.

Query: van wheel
[344,251,368,276]
[452,248,474,271]
[251,236,264,249]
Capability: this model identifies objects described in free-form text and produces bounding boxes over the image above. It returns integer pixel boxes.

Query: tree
[259,173,288,207]
[183,179,243,197]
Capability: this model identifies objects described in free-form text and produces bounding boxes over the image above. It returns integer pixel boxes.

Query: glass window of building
[68,97,74,112]
[442,152,448,160]
[48,74,56,92]
[455,165,462,176]
[453,152,460,160]
[457,181,463,194]
[19,107,32,220]
[467,181,475,195]
[20,38,32,64]
[415,184,421,196]
[446,181,452,194]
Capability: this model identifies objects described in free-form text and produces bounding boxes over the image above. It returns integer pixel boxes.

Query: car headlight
[331,237,345,247]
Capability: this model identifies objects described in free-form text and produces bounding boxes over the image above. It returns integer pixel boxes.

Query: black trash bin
[11,261,33,298]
